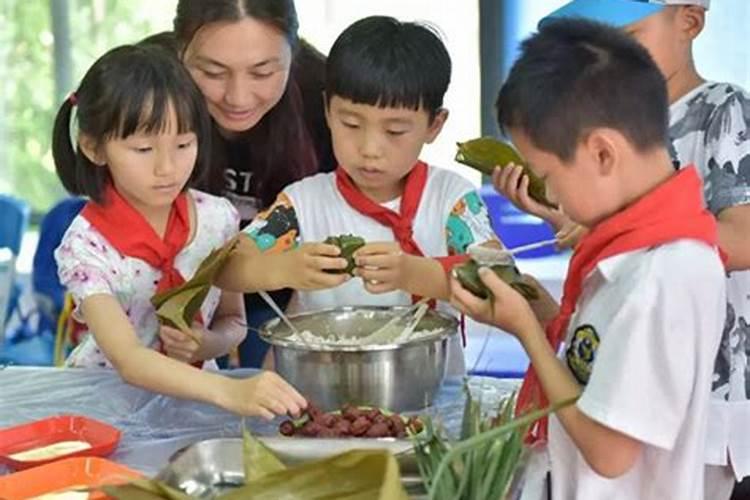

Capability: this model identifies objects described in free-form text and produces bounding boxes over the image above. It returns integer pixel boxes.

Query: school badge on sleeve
[566,325,600,385]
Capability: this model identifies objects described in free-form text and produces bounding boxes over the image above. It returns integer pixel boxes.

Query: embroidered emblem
[566,324,600,385]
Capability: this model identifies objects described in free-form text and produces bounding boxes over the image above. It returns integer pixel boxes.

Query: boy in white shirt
[495,3,750,497]
[217,16,501,374]
[452,18,726,500]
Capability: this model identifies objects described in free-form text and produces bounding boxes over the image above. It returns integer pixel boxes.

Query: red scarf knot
[81,185,205,368]
[335,161,429,303]
[81,184,191,294]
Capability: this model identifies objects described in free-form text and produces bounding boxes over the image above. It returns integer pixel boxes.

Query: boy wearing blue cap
[494,3,750,498]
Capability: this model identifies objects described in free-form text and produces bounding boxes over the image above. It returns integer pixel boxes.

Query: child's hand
[555,219,588,250]
[354,242,409,294]
[219,371,307,420]
[519,274,560,326]
[279,243,350,290]
[450,267,538,340]
[159,324,203,363]
[493,164,567,230]
[493,163,588,249]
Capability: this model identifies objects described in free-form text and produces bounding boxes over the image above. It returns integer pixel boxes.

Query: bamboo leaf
[151,237,239,337]
[454,260,539,302]
[105,447,406,500]
[455,137,556,209]
[323,234,366,275]
[101,479,192,500]
[221,449,407,500]
[242,422,286,482]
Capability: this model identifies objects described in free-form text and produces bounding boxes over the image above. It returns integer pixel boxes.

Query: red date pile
[279,403,423,438]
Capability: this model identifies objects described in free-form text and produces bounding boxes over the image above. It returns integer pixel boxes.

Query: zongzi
[454,259,539,301]
[324,234,366,275]
[455,137,556,209]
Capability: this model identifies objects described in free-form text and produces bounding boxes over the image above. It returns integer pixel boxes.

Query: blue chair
[0,194,30,327]
[0,194,30,256]
[32,197,86,315]
[0,197,83,366]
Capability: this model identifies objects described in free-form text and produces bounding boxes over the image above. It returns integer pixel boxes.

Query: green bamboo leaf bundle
[324,234,366,275]
[455,137,556,209]
[102,479,192,499]
[151,236,240,339]
[242,423,285,481]
[221,449,407,500]
[454,259,539,301]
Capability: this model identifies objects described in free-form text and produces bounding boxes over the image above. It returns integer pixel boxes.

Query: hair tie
[67,92,78,106]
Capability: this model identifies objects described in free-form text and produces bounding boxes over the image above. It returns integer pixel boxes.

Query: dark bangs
[326,16,451,120]
[81,44,212,189]
[106,88,196,141]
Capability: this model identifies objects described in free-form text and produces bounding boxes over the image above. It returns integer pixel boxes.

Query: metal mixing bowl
[259,306,458,412]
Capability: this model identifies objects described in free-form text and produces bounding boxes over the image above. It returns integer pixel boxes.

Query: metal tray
[156,437,425,498]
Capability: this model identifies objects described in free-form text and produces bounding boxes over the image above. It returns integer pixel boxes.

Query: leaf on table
[101,479,192,500]
[222,449,407,500]
[242,423,286,482]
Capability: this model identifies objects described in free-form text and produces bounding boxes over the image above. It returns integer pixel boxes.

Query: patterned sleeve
[54,218,117,314]
[241,192,300,254]
[445,190,499,255]
[702,88,750,214]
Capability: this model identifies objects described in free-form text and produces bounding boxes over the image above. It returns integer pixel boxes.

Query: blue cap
[539,0,667,29]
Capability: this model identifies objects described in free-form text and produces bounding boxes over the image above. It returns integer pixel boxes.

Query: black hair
[139,31,180,54]
[325,16,451,121]
[171,0,321,207]
[496,18,669,161]
[52,44,212,204]
[295,39,336,176]
[174,0,299,53]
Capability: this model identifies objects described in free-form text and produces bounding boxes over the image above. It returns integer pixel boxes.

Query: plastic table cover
[0,366,519,476]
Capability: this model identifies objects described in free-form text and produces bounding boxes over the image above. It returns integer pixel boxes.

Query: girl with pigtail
[52,43,306,419]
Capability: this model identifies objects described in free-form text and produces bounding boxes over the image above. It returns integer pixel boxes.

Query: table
[0,367,519,477]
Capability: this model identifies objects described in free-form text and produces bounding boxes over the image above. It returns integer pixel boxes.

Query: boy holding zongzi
[452,19,726,500]
[217,16,502,374]
[499,2,750,497]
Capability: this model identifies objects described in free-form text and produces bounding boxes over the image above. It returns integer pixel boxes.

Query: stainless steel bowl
[260,306,458,412]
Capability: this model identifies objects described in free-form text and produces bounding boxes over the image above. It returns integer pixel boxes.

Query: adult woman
[151,0,335,366]
[174,0,334,221]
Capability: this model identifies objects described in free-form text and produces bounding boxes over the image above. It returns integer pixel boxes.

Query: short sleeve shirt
[670,82,750,474]
[548,241,725,500]
[55,190,239,368]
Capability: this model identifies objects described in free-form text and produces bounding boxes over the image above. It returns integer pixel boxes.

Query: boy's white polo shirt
[548,240,725,500]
